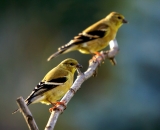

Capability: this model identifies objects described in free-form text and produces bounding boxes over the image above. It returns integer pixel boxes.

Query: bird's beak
[122,19,128,23]
[76,64,83,68]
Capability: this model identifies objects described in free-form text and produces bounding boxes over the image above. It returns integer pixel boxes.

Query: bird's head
[60,58,83,73]
[106,12,128,29]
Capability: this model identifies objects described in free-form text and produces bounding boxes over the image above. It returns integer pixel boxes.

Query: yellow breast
[40,75,73,105]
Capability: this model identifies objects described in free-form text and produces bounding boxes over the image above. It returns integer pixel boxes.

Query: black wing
[49,77,68,83]
[59,30,106,50]
[25,77,68,105]
[47,23,108,61]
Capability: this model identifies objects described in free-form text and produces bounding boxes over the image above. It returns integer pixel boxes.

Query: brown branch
[45,39,119,130]
[16,97,39,130]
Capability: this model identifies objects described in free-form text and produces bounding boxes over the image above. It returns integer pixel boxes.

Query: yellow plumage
[13,58,82,114]
[47,12,127,61]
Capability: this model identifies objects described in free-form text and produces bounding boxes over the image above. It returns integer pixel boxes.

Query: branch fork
[15,39,119,130]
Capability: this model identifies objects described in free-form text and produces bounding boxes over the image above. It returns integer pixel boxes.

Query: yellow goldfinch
[13,58,82,114]
[47,12,127,61]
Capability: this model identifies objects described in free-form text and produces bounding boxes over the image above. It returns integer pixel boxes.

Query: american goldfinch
[47,12,127,61]
[13,58,82,114]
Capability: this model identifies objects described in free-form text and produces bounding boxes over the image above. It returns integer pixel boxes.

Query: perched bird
[47,12,127,61]
[12,58,82,114]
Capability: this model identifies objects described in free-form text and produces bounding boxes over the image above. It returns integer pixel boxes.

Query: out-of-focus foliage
[1,0,160,130]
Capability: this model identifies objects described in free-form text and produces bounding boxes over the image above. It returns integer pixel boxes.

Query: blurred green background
[1,0,160,130]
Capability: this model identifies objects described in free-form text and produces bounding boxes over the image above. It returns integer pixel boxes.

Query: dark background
[1,0,160,130]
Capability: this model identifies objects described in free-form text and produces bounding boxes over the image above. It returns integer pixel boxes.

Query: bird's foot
[89,52,105,67]
[49,101,67,113]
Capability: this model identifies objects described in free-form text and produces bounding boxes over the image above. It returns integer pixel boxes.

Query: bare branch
[45,39,119,130]
[16,97,39,130]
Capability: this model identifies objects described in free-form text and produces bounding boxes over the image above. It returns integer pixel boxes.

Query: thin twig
[16,97,39,130]
[45,39,119,130]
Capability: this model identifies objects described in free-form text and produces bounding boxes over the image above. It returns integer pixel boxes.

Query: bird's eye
[70,63,74,66]
[118,16,122,19]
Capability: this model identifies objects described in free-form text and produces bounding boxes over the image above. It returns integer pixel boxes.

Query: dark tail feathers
[47,49,66,61]
[12,100,30,114]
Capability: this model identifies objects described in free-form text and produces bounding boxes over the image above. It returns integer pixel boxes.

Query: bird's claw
[89,52,105,66]
[49,101,67,113]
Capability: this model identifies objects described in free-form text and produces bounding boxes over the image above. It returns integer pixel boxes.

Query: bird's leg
[46,100,57,112]
[49,100,67,113]
[47,100,56,106]
[95,51,106,62]
[90,52,105,65]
